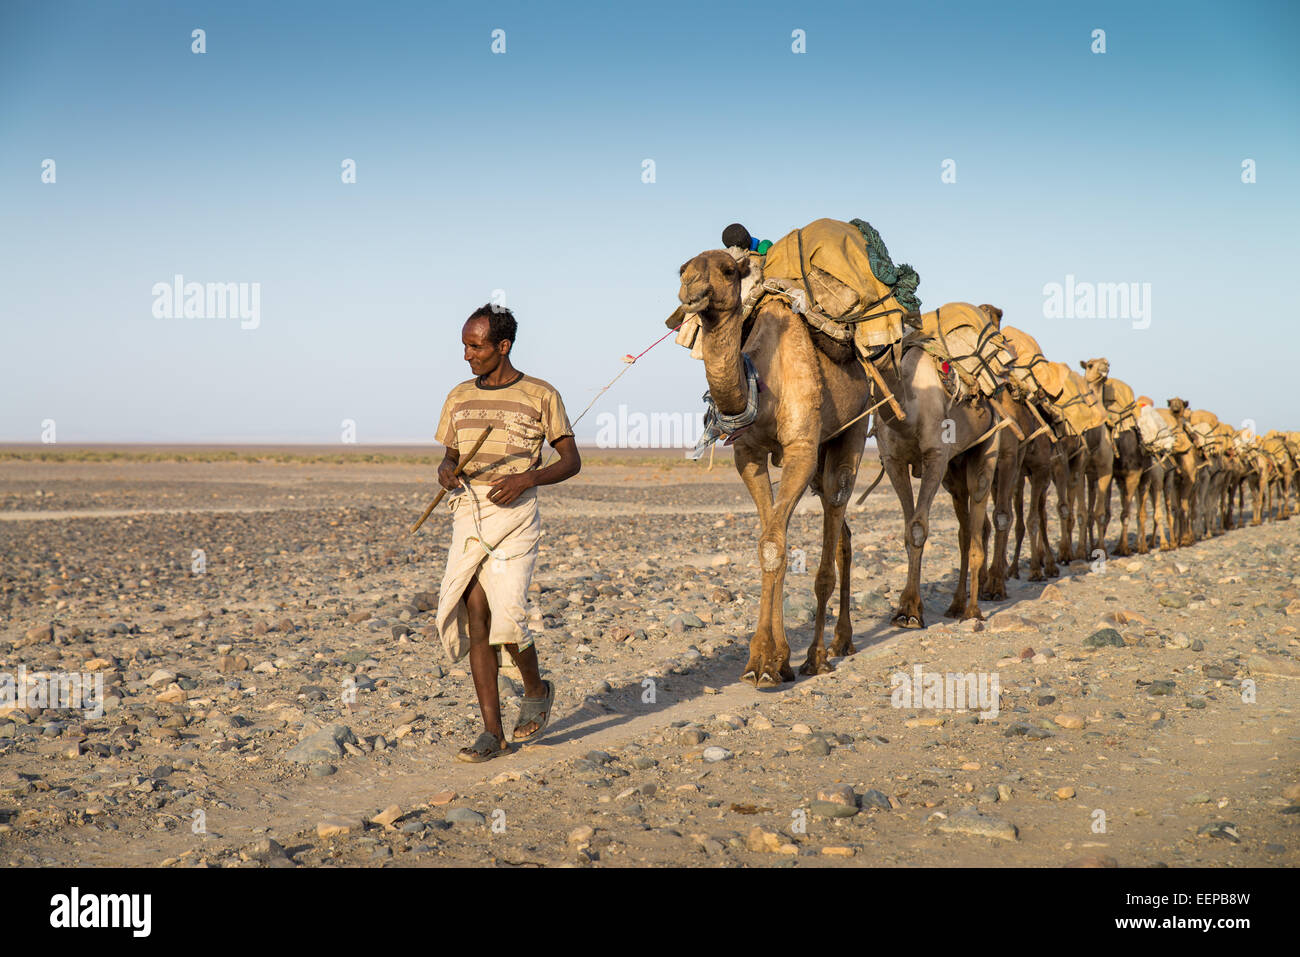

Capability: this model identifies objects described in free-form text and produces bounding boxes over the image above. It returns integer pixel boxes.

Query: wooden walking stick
[409,427,492,535]
[861,356,906,422]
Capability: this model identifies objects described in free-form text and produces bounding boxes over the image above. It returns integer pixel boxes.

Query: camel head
[678,250,750,328]
[1081,357,1109,384]
[1168,397,1190,418]
[978,304,1003,329]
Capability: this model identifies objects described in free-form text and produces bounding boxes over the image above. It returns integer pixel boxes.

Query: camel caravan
[670,217,1300,687]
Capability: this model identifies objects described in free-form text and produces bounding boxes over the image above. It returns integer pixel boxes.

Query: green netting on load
[849,218,921,314]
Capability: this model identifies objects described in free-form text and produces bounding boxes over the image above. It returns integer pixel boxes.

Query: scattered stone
[1197,821,1241,843]
[811,800,858,819]
[1246,653,1300,679]
[371,805,403,829]
[937,808,1018,842]
[1084,628,1125,649]
[445,807,485,827]
[284,724,356,765]
[317,815,363,840]
[860,788,892,810]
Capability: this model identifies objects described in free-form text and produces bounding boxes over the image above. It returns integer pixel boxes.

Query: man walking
[434,304,581,762]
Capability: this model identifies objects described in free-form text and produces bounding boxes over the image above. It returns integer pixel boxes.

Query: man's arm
[487,435,581,506]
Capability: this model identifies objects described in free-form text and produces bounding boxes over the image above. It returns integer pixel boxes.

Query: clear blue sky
[2,0,1296,442]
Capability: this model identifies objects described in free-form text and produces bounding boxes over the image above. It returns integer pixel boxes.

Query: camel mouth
[680,295,710,314]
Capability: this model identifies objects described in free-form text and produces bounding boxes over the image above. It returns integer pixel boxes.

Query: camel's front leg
[734,444,774,529]
[1116,469,1140,556]
[1135,470,1151,554]
[1072,460,1090,560]
[980,434,1019,601]
[743,442,818,687]
[1177,473,1196,545]
[887,448,944,629]
[1152,471,1171,551]
[944,472,972,618]
[1093,468,1113,559]
[959,448,998,620]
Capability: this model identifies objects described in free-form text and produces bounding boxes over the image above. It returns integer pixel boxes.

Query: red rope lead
[541,322,684,465]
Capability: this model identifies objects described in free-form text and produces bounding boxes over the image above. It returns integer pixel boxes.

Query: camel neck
[698,310,749,416]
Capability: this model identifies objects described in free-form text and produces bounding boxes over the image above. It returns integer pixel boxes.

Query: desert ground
[1,447,1297,867]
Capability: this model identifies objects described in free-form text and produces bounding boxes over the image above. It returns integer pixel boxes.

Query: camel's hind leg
[801,446,861,676]
[829,518,856,657]
[1011,469,1027,579]
[1033,464,1058,577]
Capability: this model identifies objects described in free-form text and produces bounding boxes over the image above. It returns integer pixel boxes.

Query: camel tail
[855,463,887,506]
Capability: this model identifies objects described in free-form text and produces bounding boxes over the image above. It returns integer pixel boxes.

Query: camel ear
[735,255,751,278]
[1079,361,1087,370]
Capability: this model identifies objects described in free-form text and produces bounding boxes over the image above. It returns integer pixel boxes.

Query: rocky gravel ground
[1,456,1297,867]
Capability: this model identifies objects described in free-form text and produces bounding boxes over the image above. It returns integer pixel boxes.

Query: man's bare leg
[464,576,506,746]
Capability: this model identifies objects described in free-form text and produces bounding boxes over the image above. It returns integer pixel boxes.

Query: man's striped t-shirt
[435,373,574,486]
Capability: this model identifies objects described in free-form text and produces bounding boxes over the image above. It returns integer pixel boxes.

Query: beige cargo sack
[912,303,1016,398]
[1102,376,1140,434]
[761,218,915,351]
[1042,363,1106,437]
[1000,325,1059,401]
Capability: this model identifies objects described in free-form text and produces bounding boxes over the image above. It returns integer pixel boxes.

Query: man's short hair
[467,303,517,352]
